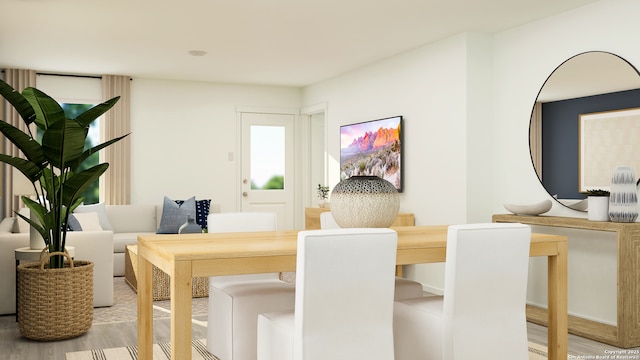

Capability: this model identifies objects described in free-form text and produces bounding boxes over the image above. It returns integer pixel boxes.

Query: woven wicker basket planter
[17,251,94,341]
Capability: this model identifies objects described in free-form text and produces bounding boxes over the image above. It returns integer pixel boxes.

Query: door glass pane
[251,125,285,190]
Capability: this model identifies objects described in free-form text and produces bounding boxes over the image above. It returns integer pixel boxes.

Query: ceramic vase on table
[330,175,400,228]
[178,215,202,234]
[608,166,639,222]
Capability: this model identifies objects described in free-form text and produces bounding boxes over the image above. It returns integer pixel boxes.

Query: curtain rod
[36,72,102,79]
[0,69,100,79]
[2,70,132,80]
[36,72,133,81]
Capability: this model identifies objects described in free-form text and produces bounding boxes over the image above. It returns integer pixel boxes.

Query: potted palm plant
[317,184,330,208]
[0,78,128,340]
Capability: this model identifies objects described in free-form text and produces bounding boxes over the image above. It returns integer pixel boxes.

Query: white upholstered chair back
[394,222,531,360]
[208,212,278,282]
[442,223,531,358]
[257,228,397,360]
[319,210,424,301]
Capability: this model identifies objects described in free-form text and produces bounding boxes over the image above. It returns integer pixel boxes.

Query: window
[36,103,100,204]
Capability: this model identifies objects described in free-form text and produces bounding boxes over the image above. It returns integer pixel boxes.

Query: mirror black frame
[528,51,640,211]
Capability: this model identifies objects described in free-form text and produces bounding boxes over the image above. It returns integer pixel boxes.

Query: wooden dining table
[136,225,568,360]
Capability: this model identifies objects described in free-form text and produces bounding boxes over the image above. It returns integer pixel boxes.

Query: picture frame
[340,115,403,191]
[579,107,640,192]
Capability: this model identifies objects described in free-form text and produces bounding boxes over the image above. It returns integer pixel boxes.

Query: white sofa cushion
[106,204,159,234]
[75,203,113,230]
[72,212,103,231]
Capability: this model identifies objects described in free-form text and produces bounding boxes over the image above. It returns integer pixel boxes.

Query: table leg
[171,261,193,360]
[547,241,568,360]
[137,253,154,360]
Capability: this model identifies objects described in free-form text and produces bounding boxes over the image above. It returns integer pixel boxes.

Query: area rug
[65,339,219,360]
[528,341,548,360]
[92,277,209,325]
[66,339,548,359]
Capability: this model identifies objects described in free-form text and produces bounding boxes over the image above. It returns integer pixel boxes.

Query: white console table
[493,214,640,348]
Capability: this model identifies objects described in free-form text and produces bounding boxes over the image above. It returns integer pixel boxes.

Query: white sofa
[0,215,114,315]
[82,202,219,277]
[104,204,163,277]
[0,201,219,316]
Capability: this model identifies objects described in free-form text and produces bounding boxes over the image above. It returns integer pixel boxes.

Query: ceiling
[0,0,599,87]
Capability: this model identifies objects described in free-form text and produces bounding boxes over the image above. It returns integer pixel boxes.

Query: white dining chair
[393,222,532,360]
[320,211,424,300]
[257,228,398,360]
[207,212,295,360]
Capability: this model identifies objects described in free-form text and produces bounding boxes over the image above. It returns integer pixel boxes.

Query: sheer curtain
[101,75,131,205]
[530,102,543,180]
[2,69,36,216]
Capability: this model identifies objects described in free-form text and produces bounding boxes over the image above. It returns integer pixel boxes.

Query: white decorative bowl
[503,200,552,216]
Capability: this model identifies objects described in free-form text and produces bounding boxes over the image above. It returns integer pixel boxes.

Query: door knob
[242,192,248,197]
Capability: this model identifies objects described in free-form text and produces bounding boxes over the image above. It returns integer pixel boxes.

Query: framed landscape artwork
[340,115,403,191]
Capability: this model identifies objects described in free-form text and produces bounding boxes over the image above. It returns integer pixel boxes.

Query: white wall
[304,34,475,225]
[129,78,301,212]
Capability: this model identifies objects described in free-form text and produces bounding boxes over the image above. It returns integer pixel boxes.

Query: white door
[241,112,296,230]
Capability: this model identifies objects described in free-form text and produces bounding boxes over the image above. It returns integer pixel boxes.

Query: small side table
[14,246,75,321]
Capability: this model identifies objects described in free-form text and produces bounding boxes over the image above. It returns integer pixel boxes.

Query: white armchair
[257,228,398,360]
[0,215,114,315]
[393,223,531,360]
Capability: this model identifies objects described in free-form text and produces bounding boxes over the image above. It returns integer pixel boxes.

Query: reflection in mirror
[530,51,640,211]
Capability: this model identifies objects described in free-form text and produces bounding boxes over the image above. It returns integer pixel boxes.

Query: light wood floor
[0,314,208,360]
[0,313,637,360]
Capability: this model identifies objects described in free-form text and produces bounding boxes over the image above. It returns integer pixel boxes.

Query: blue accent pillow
[175,198,211,230]
[67,214,82,231]
[157,196,197,234]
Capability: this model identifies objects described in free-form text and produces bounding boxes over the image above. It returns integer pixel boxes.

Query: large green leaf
[60,163,109,207]
[39,168,61,210]
[0,155,43,183]
[0,80,36,126]
[23,87,65,131]
[0,122,46,167]
[75,96,120,127]
[73,133,130,169]
[42,119,87,169]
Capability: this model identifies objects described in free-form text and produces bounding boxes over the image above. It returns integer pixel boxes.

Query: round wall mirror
[530,51,640,211]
